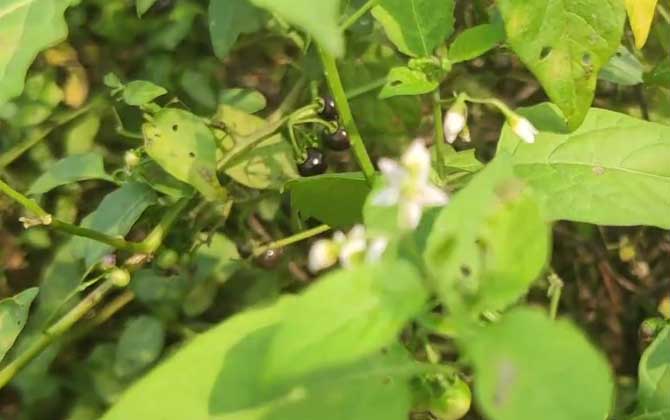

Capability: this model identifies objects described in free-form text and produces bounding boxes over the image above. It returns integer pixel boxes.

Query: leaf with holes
[0,0,74,105]
[464,308,613,420]
[379,66,439,99]
[287,172,370,228]
[497,0,625,129]
[497,103,670,228]
[372,0,455,57]
[27,153,112,195]
[625,0,658,49]
[143,108,228,201]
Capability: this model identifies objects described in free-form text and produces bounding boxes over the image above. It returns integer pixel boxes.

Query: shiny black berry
[297,148,327,176]
[323,126,350,151]
[318,96,338,121]
[254,248,283,269]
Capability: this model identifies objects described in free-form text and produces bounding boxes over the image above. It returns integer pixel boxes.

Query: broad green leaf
[249,0,343,56]
[497,0,625,129]
[64,113,101,154]
[136,0,157,17]
[179,70,217,110]
[372,0,455,57]
[646,59,670,88]
[102,296,418,420]
[639,327,670,412]
[379,66,439,99]
[448,23,505,63]
[263,261,428,386]
[0,288,39,363]
[114,315,165,378]
[626,0,658,49]
[72,182,157,266]
[497,103,670,228]
[465,308,613,420]
[600,46,643,86]
[216,105,297,189]
[209,0,265,60]
[0,0,73,105]
[219,88,267,114]
[0,71,63,127]
[122,80,167,106]
[424,156,550,316]
[143,108,228,201]
[27,153,112,195]
[286,172,370,228]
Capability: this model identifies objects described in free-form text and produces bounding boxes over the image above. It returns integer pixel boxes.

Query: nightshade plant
[0,0,670,419]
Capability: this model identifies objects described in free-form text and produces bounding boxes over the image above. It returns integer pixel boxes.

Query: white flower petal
[366,237,389,263]
[418,185,449,207]
[371,186,400,207]
[512,117,539,144]
[308,240,338,272]
[332,231,347,245]
[444,111,466,144]
[401,140,431,182]
[399,201,423,230]
[339,235,367,268]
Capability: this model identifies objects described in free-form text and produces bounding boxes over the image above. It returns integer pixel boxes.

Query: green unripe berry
[108,268,131,288]
[156,248,179,269]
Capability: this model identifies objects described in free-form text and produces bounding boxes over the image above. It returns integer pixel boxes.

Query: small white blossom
[444,110,466,144]
[510,116,539,144]
[372,140,449,229]
[308,225,388,273]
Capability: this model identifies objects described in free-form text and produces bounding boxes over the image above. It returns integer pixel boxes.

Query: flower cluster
[308,225,388,273]
[371,140,449,230]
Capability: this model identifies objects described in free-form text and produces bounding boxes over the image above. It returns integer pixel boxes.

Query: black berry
[255,248,283,269]
[297,148,327,176]
[319,96,338,121]
[323,126,350,151]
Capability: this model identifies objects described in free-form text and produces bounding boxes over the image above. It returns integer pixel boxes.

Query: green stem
[317,46,376,184]
[51,220,145,252]
[432,90,447,180]
[345,77,387,100]
[340,0,379,31]
[0,279,116,389]
[547,272,564,321]
[252,224,331,257]
[138,198,191,253]
[0,178,49,218]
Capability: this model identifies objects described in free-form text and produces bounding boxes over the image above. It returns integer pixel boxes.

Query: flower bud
[443,99,468,144]
[108,268,131,288]
[509,115,539,144]
[124,150,141,169]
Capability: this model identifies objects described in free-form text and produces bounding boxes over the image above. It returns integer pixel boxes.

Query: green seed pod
[108,268,131,288]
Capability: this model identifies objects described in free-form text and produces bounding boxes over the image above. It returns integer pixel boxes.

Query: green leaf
[600,46,643,86]
[496,0,625,129]
[646,59,670,88]
[262,261,428,386]
[208,0,265,60]
[286,172,370,228]
[102,297,418,420]
[625,0,658,49]
[0,71,63,127]
[134,161,195,199]
[191,233,240,284]
[497,103,670,228]
[219,88,267,114]
[465,308,613,420]
[179,70,217,110]
[249,0,343,56]
[424,156,550,316]
[448,23,505,63]
[372,0,455,57]
[64,113,101,154]
[639,327,670,412]
[143,108,228,201]
[136,0,157,17]
[379,66,439,99]
[122,80,168,106]
[27,153,112,195]
[72,182,157,266]
[216,105,297,190]
[0,0,73,105]
[114,315,165,379]
[0,288,39,363]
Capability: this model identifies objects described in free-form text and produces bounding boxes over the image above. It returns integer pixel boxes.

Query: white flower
[510,116,539,144]
[308,226,388,272]
[372,140,449,230]
[443,99,468,144]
